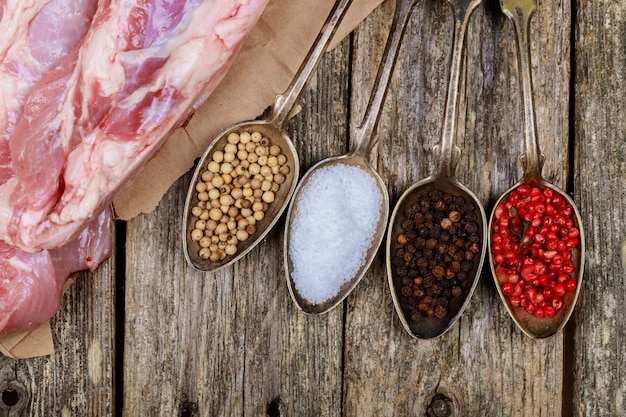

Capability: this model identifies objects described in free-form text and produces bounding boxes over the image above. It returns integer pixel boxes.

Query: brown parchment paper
[113,0,385,218]
[0,0,384,359]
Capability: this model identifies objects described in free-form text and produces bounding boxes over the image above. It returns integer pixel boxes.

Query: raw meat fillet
[0,0,98,182]
[0,0,269,252]
[0,210,111,335]
[0,0,267,336]
[0,0,109,337]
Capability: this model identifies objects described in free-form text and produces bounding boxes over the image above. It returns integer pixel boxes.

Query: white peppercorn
[189,129,290,262]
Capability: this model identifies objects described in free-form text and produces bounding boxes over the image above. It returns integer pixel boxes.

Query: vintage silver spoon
[488,0,585,338]
[283,0,420,314]
[183,0,354,272]
[386,0,486,339]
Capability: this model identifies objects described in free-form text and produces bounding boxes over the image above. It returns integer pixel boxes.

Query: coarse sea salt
[288,163,383,304]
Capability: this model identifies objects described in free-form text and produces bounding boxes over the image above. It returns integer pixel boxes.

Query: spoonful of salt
[283,0,420,314]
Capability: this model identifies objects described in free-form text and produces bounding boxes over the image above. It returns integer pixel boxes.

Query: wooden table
[1,0,624,415]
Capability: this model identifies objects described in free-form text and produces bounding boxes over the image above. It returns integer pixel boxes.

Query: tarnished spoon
[283,0,420,314]
[183,0,354,272]
[488,0,584,338]
[386,0,486,339]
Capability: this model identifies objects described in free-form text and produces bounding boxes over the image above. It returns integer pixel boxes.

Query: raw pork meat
[0,210,111,335]
[0,0,269,252]
[1,0,110,336]
[0,0,98,182]
[0,0,267,336]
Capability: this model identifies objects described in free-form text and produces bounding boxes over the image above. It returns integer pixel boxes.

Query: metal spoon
[283,0,419,314]
[385,0,486,339]
[488,0,584,338]
[183,0,354,272]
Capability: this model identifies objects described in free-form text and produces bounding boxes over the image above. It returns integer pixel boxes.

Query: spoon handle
[434,0,482,179]
[501,0,545,178]
[351,0,419,159]
[268,0,353,127]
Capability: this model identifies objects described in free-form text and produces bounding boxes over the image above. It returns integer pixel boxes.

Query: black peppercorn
[465,222,478,234]
[403,252,413,264]
[392,190,482,324]
[434,305,447,318]
[452,286,463,297]
[431,284,443,295]
[425,238,438,250]
[461,260,473,272]
[401,218,414,230]
[432,265,445,278]
[423,276,436,288]
[417,258,429,270]
[401,286,413,297]
[434,199,446,211]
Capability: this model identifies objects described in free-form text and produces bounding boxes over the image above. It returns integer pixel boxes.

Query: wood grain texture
[343,0,570,416]
[0,253,117,416]
[573,2,626,416]
[122,39,352,417]
[11,0,626,416]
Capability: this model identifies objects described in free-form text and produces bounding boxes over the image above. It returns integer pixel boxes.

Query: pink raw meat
[0,0,98,182]
[0,210,111,335]
[0,0,269,252]
[0,0,109,337]
[0,0,267,336]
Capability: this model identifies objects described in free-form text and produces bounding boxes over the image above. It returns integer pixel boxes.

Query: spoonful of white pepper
[183,0,354,272]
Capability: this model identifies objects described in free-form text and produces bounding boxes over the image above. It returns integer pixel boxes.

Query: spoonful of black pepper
[385,0,486,339]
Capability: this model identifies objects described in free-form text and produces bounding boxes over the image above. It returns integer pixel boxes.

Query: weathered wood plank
[0,254,117,416]
[573,2,626,416]
[343,0,570,415]
[122,37,352,417]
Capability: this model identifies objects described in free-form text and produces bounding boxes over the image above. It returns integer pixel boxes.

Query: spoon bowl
[182,0,354,272]
[488,177,584,339]
[284,154,388,314]
[183,120,299,271]
[488,0,585,338]
[386,0,485,339]
[284,0,419,314]
[387,175,487,338]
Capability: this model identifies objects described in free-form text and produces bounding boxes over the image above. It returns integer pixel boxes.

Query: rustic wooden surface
[1,0,625,415]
